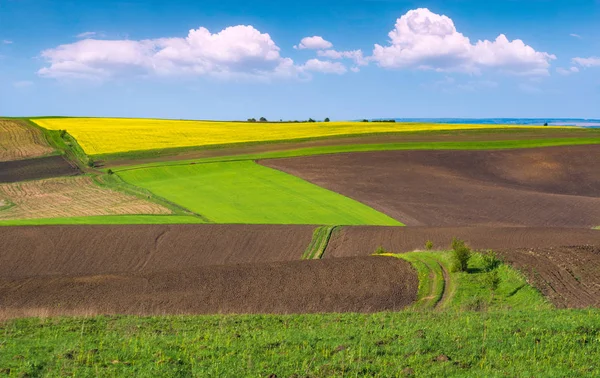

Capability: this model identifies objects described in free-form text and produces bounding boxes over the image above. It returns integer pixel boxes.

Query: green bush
[482,250,502,272]
[484,270,501,292]
[451,238,471,272]
[374,246,389,255]
[425,240,434,250]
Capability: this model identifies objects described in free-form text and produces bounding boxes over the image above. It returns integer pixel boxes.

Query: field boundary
[302,226,338,259]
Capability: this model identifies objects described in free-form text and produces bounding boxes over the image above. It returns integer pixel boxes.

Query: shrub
[87,160,95,168]
[259,117,267,122]
[425,240,434,250]
[247,118,257,122]
[324,117,330,122]
[59,129,67,138]
[107,169,114,175]
[308,118,316,123]
[451,238,471,272]
[484,270,501,292]
[374,246,389,255]
[482,250,502,272]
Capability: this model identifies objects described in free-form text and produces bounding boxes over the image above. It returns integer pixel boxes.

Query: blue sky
[1,0,599,120]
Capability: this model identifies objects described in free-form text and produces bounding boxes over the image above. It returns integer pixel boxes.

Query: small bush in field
[451,238,471,272]
[482,250,502,272]
[425,240,434,250]
[374,246,389,255]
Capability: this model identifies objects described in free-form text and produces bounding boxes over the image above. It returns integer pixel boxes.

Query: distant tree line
[246,117,331,123]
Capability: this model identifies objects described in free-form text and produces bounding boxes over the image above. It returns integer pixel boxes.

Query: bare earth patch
[0,120,55,162]
[0,176,171,220]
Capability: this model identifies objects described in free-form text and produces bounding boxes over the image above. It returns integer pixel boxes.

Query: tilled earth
[0,256,417,319]
[0,155,79,183]
[261,145,600,227]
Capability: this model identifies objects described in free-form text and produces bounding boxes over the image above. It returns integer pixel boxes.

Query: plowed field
[0,177,170,220]
[0,155,79,183]
[261,145,600,227]
[0,256,417,318]
[0,119,54,161]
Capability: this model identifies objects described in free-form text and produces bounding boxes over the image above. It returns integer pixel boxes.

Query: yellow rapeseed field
[33,118,528,156]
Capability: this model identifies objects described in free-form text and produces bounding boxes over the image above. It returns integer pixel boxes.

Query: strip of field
[0,155,79,183]
[0,176,171,221]
[0,225,316,278]
[118,161,401,225]
[262,145,600,227]
[302,226,338,259]
[0,119,55,161]
[113,136,600,171]
[0,256,417,318]
[0,215,206,226]
[32,117,558,156]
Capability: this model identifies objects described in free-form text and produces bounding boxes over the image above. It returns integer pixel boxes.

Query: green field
[0,215,206,226]
[118,161,401,225]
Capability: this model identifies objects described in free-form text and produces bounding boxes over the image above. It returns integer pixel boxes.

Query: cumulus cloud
[294,36,332,50]
[572,57,600,68]
[556,66,580,75]
[39,25,299,80]
[371,8,555,76]
[301,59,347,74]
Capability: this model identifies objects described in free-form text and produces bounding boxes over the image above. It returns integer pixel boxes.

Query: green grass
[395,251,550,312]
[113,137,600,172]
[302,226,338,259]
[2,310,599,377]
[0,215,206,226]
[117,161,402,225]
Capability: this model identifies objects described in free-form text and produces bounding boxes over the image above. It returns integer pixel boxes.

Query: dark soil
[0,155,79,183]
[0,224,316,279]
[0,256,418,318]
[261,145,600,227]
[498,245,600,308]
[324,226,600,258]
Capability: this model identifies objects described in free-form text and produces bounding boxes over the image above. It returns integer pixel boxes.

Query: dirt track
[0,256,417,318]
[0,155,79,183]
[0,224,316,278]
[261,145,600,228]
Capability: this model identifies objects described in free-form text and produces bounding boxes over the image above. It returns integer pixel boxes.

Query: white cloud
[13,80,34,88]
[294,36,332,50]
[301,59,347,74]
[2,40,12,44]
[39,25,298,80]
[317,49,368,66]
[572,57,600,68]
[76,31,98,38]
[371,8,555,76]
[570,33,582,39]
[556,66,580,75]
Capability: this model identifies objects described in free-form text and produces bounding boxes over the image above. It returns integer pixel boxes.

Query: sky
[0,0,599,120]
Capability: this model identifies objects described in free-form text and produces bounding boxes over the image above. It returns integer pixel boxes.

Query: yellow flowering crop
[33,118,531,156]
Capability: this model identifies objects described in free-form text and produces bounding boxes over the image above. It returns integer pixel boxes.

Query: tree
[544,122,549,126]
[259,117,267,122]
[324,117,330,122]
[247,118,257,122]
[308,118,316,123]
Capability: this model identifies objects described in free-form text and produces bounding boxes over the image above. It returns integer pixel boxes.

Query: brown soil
[261,146,600,227]
[0,119,55,162]
[0,155,79,183]
[324,226,600,258]
[0,256,417,319]
[0,177,170,220]
[0,224,316,278]
[498,245,600,308]
[105,128,597,167]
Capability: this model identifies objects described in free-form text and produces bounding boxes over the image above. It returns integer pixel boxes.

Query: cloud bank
[38,8,556,81]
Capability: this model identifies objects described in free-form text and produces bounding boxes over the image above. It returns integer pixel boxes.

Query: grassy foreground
[2,310,599,377]
[118,161,401,225]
